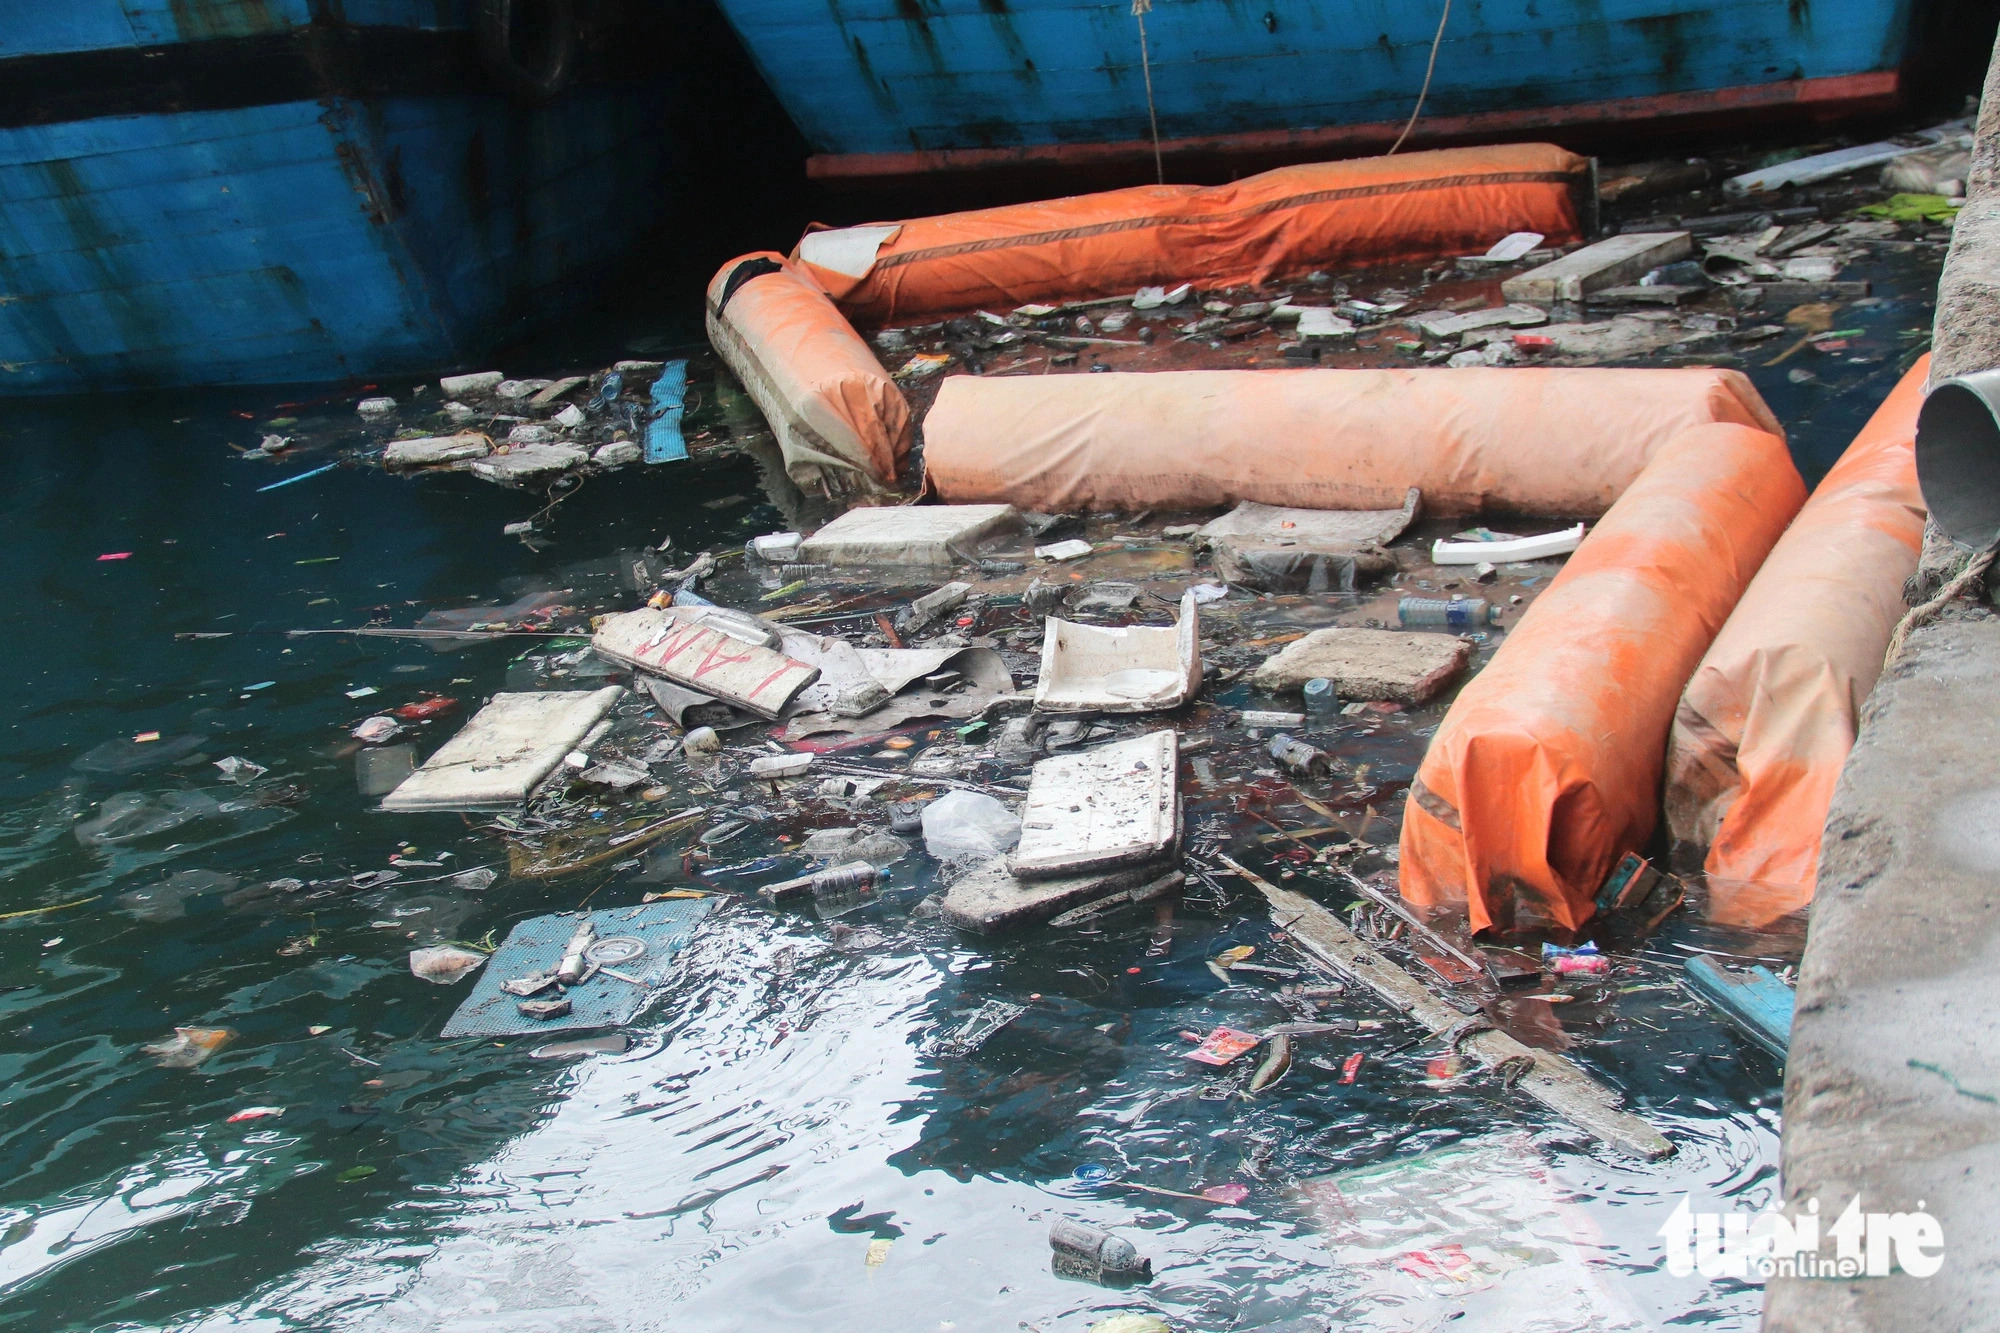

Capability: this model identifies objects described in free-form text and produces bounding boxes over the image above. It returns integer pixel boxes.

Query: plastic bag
[921,790,1021,862]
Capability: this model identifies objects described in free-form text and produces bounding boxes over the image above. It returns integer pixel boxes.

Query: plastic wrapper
[921,790,1021,862]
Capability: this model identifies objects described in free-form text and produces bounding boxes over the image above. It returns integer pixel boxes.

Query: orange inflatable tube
[704,252,912,493]
[1663,358,1929,928]
[923,367,1780,517]
[1400,423,1807,935]
[791,144,1591,326]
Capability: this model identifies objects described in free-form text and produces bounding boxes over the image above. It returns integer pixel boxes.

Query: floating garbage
[1682,955,1793,1057]
[1036,589,1200,714]
[593,608,817,718]
[1431,523,1585,565]
[1195,492,1417,592]
[439,900,715,1039]
[1010,731,1178,879]
[380,688,625,812]
[798,503,1020,567]
[927,998,1026,1056]
[1253,628,1471,705]
[409,945,488,985]
[921,790,1022,863]
[1048,1216,1153,1284]
[142,1026,235,1068]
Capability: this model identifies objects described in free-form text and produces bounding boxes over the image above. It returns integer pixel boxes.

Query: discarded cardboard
[380,688,624,812]
[439,900,713,1038]
[941,860,1167,934]
[384,435,492,468]
[593,607,820,719]
[1035,589,1200,714]
[783,644,1016,739]
[1196,492,1418,592]
[799,504,1020,566]
[1252,629,1471,704]
[1009,731,1179,879]
[1502,232,1693,303]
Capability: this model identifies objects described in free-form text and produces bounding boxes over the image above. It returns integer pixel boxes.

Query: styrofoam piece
[439,900,714,1038]
[1723,121,1970,196]
[439,370,503,397]
[380,688,624,812]
[1295,308,1356,340]
[800,504,1020,566]
[796,224,904,278]
[749,753,814,779]
[1035,538,1095,561]
[781,645,1017,740]
[1484,231,1545,261]
[1196,493,1418,547]
[942,859,1165,934]
[1502,233,1694,303]
[383,434,492,468]
[1415,304,1547,339]
[1008,730,1180,879]
[1035,589,1200,714]
[593,608,819,719]
[1431,523,1585,565]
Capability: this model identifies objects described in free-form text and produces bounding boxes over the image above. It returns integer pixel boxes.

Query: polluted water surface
[0,162,1954,1331]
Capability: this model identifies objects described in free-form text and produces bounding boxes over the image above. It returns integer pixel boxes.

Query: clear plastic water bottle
[1399,596,1501,627]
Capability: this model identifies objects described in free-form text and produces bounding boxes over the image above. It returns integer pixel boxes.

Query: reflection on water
[0,248,1935,1329]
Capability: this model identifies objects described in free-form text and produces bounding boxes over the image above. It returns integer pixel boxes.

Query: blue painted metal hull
[0,3,675,393]
[712,0,1912,171]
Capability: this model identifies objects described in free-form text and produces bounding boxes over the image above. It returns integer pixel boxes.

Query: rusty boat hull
[711,0,1918,184]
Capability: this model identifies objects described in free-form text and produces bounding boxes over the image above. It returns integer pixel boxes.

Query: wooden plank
[593,608,820,720]
[1217,855,1673,1160]
[1502,232,1692,303]
[1683,955,1792,1059]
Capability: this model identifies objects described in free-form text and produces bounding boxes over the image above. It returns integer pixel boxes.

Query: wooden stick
[1217,855,1672,1160]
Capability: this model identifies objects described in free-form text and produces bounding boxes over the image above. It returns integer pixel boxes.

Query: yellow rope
[0,894,98,921]
[1132,0,1164,184]
[1388,0,1452,155]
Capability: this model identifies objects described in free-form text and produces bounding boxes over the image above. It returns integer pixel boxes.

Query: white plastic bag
[921,790,1021,862]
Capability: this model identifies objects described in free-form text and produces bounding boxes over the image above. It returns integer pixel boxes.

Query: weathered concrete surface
[1251,627,1471,702]
[1765,615,2000,1329]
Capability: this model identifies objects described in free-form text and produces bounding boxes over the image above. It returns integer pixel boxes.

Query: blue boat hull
[0,3,676,393]
[710,0,1914,179]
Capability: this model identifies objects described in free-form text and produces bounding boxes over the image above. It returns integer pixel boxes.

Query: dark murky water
[0,230,1942,1331]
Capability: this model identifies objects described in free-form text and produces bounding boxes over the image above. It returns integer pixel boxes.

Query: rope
[1132,0,1164,184]
[1387,0,1452,156]
[1885,538,2000,667]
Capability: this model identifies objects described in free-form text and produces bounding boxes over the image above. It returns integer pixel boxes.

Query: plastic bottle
[1398,596,1501,628]
[1047,1217,1152,1279]
[1302,677,1339,714]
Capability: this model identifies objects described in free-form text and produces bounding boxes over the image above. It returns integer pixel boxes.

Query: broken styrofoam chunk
[1238,709,1305,726]
[1432,523,1584,565]
[384,434,492,468]
[1009,730,1179,880]
[442,401,477,423]
[750,532,805,563]
[440,371,505,397]
[1484,231,1546,261]
[904,581,972,632]
[1035,538,1094,562]
[1295,308,1357,340]
[507,423,553,443]
[749,752,814,779]
[496,378,552,400]
[1036,589,1201,715]
[380,688,625,812]
[941,858,1166,934]
[1131,283,1192,310]
[1782,255,1840,282]
[357,396,397,418]
[593,441,641,467]
[554,404,586,429]
[1251,628,1473,704]
[593,608,819,720]
[779,632,894,717]
[782,645,1016,740]
[410,945,487,985]
[800,504,1020,567]
[1415,304,1548,339]
[470,443,587,484]
[1502,233,1694,303]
